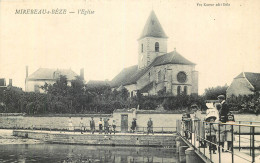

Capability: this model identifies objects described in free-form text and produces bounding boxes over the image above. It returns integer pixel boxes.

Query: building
[25,66,84,93]
[110,11,198,96]
[0,78,13,92]
[226,72,260,98]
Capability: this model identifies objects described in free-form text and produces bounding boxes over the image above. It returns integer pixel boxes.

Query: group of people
[68,117,154,134]
[182,95,235,154]
[68,117,117,134]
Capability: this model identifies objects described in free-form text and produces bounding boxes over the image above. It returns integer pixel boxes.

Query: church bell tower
[138,11,168,69]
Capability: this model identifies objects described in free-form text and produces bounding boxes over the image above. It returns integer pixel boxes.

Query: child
[98,118,103,134]
[225,112,235,151]
[182,113,191,139]
[205,116,217,154]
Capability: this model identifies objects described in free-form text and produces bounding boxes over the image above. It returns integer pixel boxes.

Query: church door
[121,114,128,132]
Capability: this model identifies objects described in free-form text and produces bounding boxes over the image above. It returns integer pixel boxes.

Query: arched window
[141,44,143,52]
[177,86,181,95]
[155,42,159,52]
[184,86,187,95]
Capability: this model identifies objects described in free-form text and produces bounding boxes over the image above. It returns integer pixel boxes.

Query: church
[110,11,198,96]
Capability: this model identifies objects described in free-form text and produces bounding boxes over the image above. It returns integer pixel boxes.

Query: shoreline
[0,129,43,145]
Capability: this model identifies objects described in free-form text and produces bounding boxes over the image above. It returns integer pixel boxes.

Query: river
[0,130,177,163]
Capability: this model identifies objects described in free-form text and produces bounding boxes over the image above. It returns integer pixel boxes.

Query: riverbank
[13,130,176,147]
[0,129,43,144]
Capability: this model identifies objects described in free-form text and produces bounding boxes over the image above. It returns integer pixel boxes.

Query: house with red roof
[226,72,260,98]
[110,11,198,96]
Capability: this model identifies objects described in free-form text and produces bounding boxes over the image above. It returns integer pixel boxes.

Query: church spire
[138,10,168,40]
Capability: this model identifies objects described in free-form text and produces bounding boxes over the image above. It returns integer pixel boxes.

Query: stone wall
[1,113,260,133]
[13,130,176,147]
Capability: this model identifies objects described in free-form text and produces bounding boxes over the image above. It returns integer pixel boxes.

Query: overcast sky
[0,0,260,95]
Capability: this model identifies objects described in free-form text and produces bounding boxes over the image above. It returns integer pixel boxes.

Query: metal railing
[12,124,176,135]
[176,119,260,163]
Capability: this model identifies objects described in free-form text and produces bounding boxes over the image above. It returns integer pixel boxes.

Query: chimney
[80,68,84,80]
[26,66,29,78]
[9,79,12,86]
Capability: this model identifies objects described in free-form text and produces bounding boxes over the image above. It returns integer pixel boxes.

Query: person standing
[225,112,235,151]
[68,117,73,131]
[104,118,110,134]
[217,95,229,123]
[112,120,116,134]
[205,116,217,154]
[147,118,153,135]
[79,117,84,134]
[194,107,205,147]
[98,118,103,134]
[131,118,137,133]
[90,117,95,134]
[214,103,226,152]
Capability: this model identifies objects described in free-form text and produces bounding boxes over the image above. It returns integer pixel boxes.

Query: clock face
[177,71,187,83]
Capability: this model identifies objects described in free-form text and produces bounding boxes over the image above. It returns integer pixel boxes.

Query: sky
[0,0,260,95]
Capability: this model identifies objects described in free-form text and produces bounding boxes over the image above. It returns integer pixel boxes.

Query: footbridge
[176,120,260,163]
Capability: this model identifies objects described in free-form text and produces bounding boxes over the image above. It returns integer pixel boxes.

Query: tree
[203,84,229,100]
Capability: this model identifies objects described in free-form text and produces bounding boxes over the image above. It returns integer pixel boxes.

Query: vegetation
[203,84,229,100]
[227,93,260,114]
[0,78,259,114]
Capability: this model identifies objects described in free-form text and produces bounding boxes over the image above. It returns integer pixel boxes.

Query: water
[0,144,177,163]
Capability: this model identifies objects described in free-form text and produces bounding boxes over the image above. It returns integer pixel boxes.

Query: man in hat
[217,95,229,123]
[147,118,153,135]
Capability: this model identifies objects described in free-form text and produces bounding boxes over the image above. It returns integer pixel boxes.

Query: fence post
[190,119,192,144]
[193,120,196,147]
[250,122,252,156]
[231,125,234,163]
[218,123,221,163]
[203,121,205,155]
[209,123,212,160]
[239,121,241,151]
[252,126,255,163]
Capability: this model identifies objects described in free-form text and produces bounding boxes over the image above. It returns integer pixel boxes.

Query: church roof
[27,68,78,81]
[140,82,154,93]
[235,72,260,91]
[123,51,195,85]
[152,51,196,67]
[110,65,138,88]
[139,10,168,40]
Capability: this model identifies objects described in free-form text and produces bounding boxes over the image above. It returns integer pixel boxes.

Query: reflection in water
[0,144,177,162]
